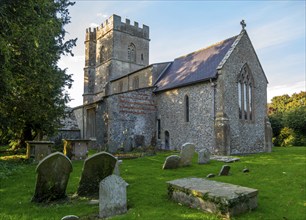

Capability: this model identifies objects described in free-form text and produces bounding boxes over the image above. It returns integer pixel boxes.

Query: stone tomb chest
[63,139,90,160]
[26,141,54,161]
[167,178,258,218]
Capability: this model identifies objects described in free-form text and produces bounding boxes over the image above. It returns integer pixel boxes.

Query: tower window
[99,45,105,63]
[128,43,136,62]
[185,95,190,122]
[141,53,144,61]
[237,64,254,121]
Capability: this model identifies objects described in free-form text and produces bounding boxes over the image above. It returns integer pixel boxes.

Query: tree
[0,0,76,148]
[268,91,306,146]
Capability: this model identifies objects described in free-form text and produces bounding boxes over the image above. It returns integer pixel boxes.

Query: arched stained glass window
[237,64,254,121]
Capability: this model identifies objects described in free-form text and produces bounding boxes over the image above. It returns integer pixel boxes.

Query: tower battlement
[85,27,97,42]
[94,14,149,40]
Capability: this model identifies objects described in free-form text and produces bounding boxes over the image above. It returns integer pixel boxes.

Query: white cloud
[89,23,99,28]
[267,81,306,102]
[250,16,304,50]
[97,13,108,19]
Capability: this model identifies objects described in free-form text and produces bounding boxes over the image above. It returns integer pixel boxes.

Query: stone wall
[156,82,215,152]
[219,32,268,154]
[107,88,157,152]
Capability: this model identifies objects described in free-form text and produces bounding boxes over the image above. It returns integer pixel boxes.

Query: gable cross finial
[240,20,246,30]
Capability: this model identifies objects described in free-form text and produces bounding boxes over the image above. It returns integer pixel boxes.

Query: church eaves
[154,34,239,92]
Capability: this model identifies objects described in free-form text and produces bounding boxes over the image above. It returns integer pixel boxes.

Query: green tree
[269,91,306,146]
[0,0,76,148]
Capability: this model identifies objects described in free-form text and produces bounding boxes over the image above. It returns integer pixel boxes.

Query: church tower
[83,15,150,104]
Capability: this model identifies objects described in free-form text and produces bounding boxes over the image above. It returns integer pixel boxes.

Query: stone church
[72,14,272,155]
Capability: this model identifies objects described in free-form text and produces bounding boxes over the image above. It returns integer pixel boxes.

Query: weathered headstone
[206,173,215,178]
[77,152,117,198]
[32,152,72,203]
[219,165,231,176]
[243,168,249,173]
[162,155,181,169]
[99,175,127,218]
[113,160,122,176]
[198,148,211,164]
[61,215,79,220]
[179,143,195,167]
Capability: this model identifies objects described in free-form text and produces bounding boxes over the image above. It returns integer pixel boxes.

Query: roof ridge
[175,34,239,60]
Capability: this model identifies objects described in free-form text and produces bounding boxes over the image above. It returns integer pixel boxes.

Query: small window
[128,43,136,62]
[185,95,189,122]
[157,119,161,139]
[141,53,144,61]
[133,76,139,89]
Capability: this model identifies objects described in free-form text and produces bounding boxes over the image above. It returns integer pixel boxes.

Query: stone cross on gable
[240,20,246,30]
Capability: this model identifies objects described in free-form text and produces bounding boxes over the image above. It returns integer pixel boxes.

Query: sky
[58,1,306,107]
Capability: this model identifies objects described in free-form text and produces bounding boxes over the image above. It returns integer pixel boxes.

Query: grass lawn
[0,147,305,220]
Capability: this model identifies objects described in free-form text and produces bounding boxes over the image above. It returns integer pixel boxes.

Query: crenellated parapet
[95,14,149,40]
[85,27,97,42]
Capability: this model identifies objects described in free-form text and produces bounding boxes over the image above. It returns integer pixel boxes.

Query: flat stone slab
[167,178,258,217]
[210,155,240,163]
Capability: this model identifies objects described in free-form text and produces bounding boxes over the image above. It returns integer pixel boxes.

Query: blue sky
[58,1,306,107]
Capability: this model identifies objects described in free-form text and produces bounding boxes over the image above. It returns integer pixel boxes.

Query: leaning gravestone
[179,143,195,167]
[219,165,231,176]
[99,174,128,218]
[198,148,211,164]
[77,152,117,198]
[32,152,72,203]
[162,155,181,169]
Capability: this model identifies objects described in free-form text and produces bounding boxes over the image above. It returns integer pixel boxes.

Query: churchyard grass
[0,147,305,220]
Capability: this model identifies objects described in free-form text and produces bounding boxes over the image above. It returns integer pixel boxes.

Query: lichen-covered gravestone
[219,165,231,176]
[179,143,195,167]
[99,175,128,218]
[198,148,210,164]
[32,152,72,203]
[162,155,181,169]
[77,152,117,198]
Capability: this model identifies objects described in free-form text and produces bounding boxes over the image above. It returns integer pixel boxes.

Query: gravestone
[99,175,127,218]
[32,152,72,203]
[113,160,122,176]
[77,152,117,198]
[179,143,195,167]
[198,148,211,164]
[219,165,231,176]
[162,155,181,169]
[61,215,79,220]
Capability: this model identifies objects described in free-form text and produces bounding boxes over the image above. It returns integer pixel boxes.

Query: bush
[273,127,306,147]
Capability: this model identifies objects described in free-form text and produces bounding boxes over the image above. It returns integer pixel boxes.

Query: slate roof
[154,35,239,92]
